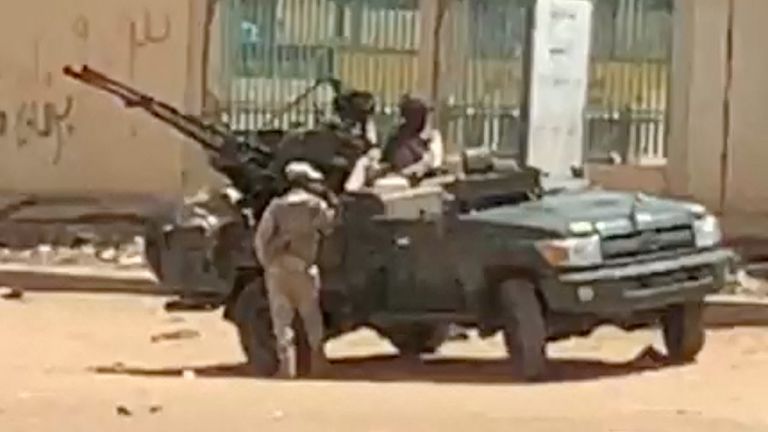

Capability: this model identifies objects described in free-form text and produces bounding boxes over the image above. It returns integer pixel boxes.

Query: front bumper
[540,248,735,314]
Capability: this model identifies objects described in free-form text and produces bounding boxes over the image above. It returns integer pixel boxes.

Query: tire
[661,301,705,364]
[231,278,279,377]
[499,279,548,381]
[378,324,449,356]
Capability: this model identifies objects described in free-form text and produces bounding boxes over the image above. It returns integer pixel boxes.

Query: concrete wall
[667,0,768,215]
[666,0,729,210]
[0,0,210,198]
[725,0,768,214]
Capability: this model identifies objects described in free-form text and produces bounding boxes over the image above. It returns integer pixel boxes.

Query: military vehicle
[63,65,734,381]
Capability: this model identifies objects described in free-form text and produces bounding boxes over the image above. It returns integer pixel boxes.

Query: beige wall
[0,0,211,198]
[5,0,768,217]
[667,0,768,215]
[666,0,729,210]
[724,0,768,214]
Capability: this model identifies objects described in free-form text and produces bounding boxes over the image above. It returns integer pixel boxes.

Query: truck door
[378,220,465,313]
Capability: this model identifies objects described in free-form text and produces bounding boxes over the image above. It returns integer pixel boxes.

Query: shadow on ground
[90,346,678,385]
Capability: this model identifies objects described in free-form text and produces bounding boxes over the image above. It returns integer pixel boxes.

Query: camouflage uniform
[254,162,337,378]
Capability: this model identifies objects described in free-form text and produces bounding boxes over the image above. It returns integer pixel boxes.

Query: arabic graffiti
[72,15,90,41]
[128,9,172,78]
[0,96,76,165]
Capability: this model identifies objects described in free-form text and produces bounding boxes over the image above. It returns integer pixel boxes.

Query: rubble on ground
[734,269,768,298]
[0,237,147,270]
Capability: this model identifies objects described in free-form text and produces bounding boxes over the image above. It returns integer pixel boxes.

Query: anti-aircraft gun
[62,65,375,306]
[63,65,371,212]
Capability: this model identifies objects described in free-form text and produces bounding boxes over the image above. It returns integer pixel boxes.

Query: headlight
[693,214,722,248]
[536,235,602,268]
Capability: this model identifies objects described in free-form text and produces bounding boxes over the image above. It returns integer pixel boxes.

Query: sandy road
[1,292,768,432]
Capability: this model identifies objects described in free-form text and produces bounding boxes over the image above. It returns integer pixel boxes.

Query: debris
[117,237,146,268]
[270,410,285,421]
[96,247,118,263]
[446,324,470,341]
[80,244,97,256]
[117,253,145,268]
[0,287,23,300]
[164,299,218,312]
[148,405,163,414]
[36,244,54,265]
[150,329,201,343]
[166,315,187,324]
[735,269,768,297]
[116,405,133,416]
[182,369,196,380]
[51,247,81,265]
[92,362,127,374]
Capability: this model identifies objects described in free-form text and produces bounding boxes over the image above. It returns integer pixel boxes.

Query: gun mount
[63,65,281,212]
[62,65,374,214]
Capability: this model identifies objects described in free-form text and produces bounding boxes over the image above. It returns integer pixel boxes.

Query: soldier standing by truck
[254,161,339,378]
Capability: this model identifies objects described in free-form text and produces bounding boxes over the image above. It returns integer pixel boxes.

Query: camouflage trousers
[264,259,326,377]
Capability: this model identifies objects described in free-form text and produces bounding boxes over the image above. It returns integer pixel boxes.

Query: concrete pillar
[416,0,441,103]
[180,0,228,195]
[666,0,730,211]
[724,0,768,213]
[418,0,462,166]
[665,0,694,198]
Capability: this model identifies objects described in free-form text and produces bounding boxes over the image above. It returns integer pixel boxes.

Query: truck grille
[601,225,695,260]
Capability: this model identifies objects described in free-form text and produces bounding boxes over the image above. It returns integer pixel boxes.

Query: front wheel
[661,301,706,364]
[499,279,548,381]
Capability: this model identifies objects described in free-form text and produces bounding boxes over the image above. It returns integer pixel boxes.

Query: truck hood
[461,189,702,237]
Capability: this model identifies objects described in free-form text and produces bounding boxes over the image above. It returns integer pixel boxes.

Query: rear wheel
[661,301,706,363]
[378,324,449,356]
[499,279,548,381]
[231,278,279,377]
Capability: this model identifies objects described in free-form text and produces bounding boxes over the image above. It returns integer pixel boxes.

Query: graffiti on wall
[0,96,76,166]
[0,39,77,165]
[72,15,90,41]
[128,9,172,79]
[14,96,76,164]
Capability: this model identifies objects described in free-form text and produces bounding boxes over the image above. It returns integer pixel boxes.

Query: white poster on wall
[525,0,594,179]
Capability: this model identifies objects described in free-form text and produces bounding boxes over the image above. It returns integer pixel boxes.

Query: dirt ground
[1,292,768,432]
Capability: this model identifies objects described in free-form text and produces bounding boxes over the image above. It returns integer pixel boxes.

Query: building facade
[1,0,765,230]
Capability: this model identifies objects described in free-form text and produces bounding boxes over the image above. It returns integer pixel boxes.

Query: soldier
[271,89,378,194]
[381,95,445,180]
[254,160,339,378]
[331,89,378,146]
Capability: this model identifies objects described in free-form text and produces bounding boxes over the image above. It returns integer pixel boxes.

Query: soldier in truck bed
[381,95,445,180]
[345,94,447,191]
[270,89,378,194]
